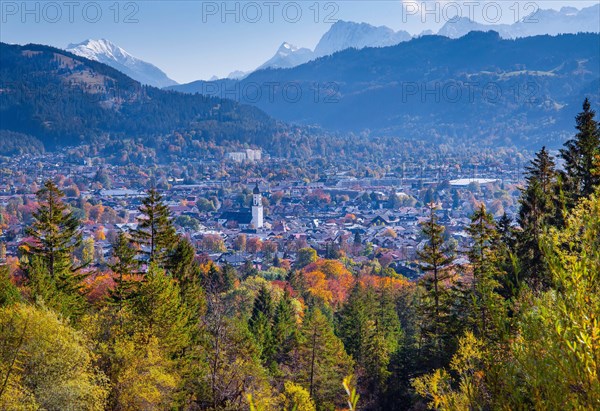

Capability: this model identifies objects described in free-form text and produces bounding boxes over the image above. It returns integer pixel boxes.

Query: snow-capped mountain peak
[314,20,412,57]
[279,42,297,52]
[66,39,178,88]
[67,39,131,62]
[256,42,314,71]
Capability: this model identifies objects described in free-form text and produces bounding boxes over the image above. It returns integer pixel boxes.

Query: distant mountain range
[437,5,600,39]
[62,5,599,84]
[212,4,599,79]
[169,31,600,148]
[0,42,277,150]
[222,21,413,79]
[2,5,598,153]
[66,39,178,88]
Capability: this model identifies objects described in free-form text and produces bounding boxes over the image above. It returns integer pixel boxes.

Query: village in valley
[0,146,526,280]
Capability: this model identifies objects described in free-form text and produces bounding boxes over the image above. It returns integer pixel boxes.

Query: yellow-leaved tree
[278,381,316,411]
[0,303,109,410]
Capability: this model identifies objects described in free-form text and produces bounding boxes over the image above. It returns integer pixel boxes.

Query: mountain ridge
[0,42,278,151]
[438,4,600,39]
[66,39,178,88]
[205,4,599,80]
[168,32,600,148]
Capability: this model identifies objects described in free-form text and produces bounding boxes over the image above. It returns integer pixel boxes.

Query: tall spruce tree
[249,285,276,366]
[203,263,235,294]
[560,98,600,203]
[493,213,521,298]
[272,289,299,366]
[417,204,454,366]
[297,307,354,409]
[130,264,192,356]
[168,238,198,283]
[466,204,506,341]
[168,238,206,336]
[496,213,516,250]
[337,284,373,364]
[108,232,139,308]
[24,180,88,319]
[517,147,557,289]
[132,188,178,267]
[337,284,400,405]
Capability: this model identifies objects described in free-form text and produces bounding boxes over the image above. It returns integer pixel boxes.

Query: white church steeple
[251,183,264,228]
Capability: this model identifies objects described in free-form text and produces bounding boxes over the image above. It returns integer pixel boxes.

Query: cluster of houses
[0,150,524,278]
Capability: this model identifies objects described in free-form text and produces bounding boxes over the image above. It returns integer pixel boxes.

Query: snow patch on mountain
[314,20,412,57]
[256,42,315,71]
[66,39,178,88]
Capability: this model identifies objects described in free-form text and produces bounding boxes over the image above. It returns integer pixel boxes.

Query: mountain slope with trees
[172,32,600,147]
[0,42,279,150]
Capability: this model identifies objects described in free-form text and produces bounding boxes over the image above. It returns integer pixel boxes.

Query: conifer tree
[132,188,178,267]
[466,204,506,341]
[130,264,192,356]
[297,307,354,409]
[108,232,139,308]
[376,285,402,356]
[202,263,237,296]
[249,285,276,366]
[560,98,600,203]
[337,284,373,364]
[168,238,206,338]
[417,204,454,366]
[221,263,238,291]
[24,180,88,319]
[494,213,520,298]
[337,284,400,403]
[517,147,557,288]
[496,213,515,250]
[272,289,298,365]
[168,238,198,283]
[467,205,500,285]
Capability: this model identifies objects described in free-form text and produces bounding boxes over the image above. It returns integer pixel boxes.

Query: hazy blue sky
[1,1,597,82]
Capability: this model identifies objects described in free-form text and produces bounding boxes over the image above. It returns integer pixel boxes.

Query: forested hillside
[0,43,278,150]
[172,32,600,147]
